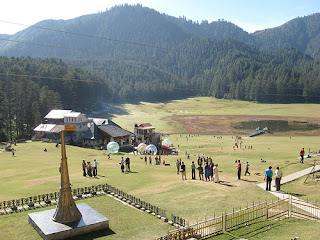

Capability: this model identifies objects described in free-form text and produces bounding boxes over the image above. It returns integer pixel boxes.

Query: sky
[0,0,320,35]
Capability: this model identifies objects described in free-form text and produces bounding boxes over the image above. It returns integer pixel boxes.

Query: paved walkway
[257,165,320,217]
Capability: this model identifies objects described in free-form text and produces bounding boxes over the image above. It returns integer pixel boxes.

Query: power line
[1,72,319,98]
[3,58,312,92]
[0,72,202,92]
[0,19,182,53]
[4,58,192,84]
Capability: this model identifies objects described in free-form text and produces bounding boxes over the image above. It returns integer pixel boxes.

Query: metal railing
[159,196,319,240]
[0,183,185,226]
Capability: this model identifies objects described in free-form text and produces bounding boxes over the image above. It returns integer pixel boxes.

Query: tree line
[0,57,111,141]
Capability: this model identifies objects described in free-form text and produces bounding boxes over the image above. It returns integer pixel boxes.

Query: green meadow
[1,97,320,239]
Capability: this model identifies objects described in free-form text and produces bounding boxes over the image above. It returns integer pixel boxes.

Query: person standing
[120,157,125,173]
[181,162,186,180]
[274,166,283,191]
[127,157,131,172]
[125,157,129,172]
[264,166,273,191]
[175,159,180,174]
[87,161,92,177]
[191,161,196,180]
[82,160,87,177]
[244,161,251,176]
[93,159,99,177]
[237,160,241,180]
[213,164,219,183]
[204,163,211,181]
[300,148,305,163]
[149,155,152,165]
[210,162,214,181]
[144,156,147,165]
[197,164,204,180]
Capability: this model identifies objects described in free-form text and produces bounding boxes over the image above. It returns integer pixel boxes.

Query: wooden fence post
[266,200,268,220]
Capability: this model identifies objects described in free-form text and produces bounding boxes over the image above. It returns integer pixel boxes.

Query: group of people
[236,159,283,191]
[236,160,251,180]
[82,159,99,177]
[175,156,219,182]
[264,166,283,191]
[144,155,162,165]
[119,157,131,173]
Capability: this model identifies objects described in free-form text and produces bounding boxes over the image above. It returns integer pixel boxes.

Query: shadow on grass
[230,220,282,239]
[241,179,258,183]
[287,192,306,197]
[124,171,139,174]
[218,181,234,187]
[67,228,116,240]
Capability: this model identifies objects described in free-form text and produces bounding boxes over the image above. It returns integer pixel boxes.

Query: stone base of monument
[28,203,109,240]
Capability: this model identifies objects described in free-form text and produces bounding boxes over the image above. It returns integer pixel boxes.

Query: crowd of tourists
[82,159,99,177]
[175,154,220,183]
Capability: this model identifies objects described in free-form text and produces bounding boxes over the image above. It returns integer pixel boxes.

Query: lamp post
[52,129,82,223]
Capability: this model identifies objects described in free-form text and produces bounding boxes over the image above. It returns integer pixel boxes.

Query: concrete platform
[28,203,109,240]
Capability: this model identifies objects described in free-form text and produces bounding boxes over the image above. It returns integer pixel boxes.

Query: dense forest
[0,4,320,141]
[0,57,110,141]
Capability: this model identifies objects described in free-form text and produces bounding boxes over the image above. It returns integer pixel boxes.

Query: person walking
[82,160,87,177]
[180,162,186,180]
[191,161,196,180]
[274,166,283,191]
[300,148,305,163]
[264,166,273,191]
[243,161,251,176]
[144,156,147,165]
[93,159,99,177]
[149,155,152,165]
[237,160,241,180]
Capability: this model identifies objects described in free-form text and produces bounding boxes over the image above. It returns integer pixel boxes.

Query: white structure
[33,124,56,138]
[64,112,89,143]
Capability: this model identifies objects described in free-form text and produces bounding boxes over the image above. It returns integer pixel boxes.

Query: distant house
[34,109,132,148]
[81,122,105,147]
[33,124,56,139]
[63,112,89,143]
[98,125,133,146]
[44,110,72,124]
[134,123,161,145]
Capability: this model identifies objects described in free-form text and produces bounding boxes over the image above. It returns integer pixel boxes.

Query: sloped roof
[34,124,56,132]
[98,125,133,138]
[89,118,109,125]
[82,123,104,140]
[64,112,82,118]
[136,123,155,130]
[89,118,121,128]
[45,110,72,119]
[49,125,65,133]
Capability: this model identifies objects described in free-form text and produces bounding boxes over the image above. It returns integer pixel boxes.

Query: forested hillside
[1,4,320,141]
[0,57,110,141]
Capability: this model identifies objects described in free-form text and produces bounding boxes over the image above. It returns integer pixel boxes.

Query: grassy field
[0,195,173,240]
[111,97,320,134]
[1,97,320,239]
[207,217,320,240]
